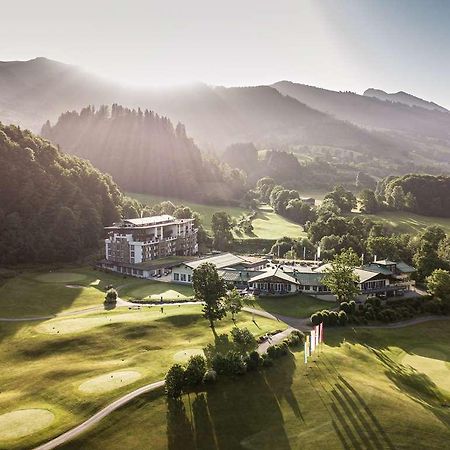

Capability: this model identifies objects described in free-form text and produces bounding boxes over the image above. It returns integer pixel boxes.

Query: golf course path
[34,380,165,450]
[33,327,291,450]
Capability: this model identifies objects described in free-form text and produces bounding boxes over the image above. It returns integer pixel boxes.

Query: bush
[338,310,348,326]
[212,351,247,376]
[284,330,304,347]
[328,311,339,326]
[311,311,324,325]
[267,343,289,359]
[261,354,274,367]
[231,327,257,353]
[105,288,118,303]
[202,369,217,384]
[245,350,261,371]
[184,355,207,386]
[340,302,351,313]
[348,300,356,313]
[165,364,186,398]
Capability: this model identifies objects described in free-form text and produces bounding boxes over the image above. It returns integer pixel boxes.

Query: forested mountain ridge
[272,81,450,141]
[41,105,247,203]
[0,122,125,264]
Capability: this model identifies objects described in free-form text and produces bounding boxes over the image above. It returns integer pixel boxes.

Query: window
[188,274,192,282]
[174,273,180,281]
[181,274,186,282]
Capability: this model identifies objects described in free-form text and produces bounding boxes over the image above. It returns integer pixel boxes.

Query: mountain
[41,104,247,203]
[272,81,450,141]
[2,58,450,179]
[363,88,448,113]
[0,122,124,264]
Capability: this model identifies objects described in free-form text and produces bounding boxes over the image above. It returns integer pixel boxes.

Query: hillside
[0,122,123,264]
[0,58,428,158]
[273,81,450,142]
[364,88,448,113]
[41,105,246,202]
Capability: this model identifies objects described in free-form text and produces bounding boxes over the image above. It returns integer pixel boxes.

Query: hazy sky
[1,0,450,106]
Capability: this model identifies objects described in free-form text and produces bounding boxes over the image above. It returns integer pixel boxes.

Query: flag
[320,322,324,343]
[304,341,308,364]
[315,325,320,347]
[311,330,316,353]
[317,245,321,259]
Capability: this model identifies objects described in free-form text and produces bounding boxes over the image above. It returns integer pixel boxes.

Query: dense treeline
[222,142,378,191]
[42,105,246,203]
[0,123,125,264]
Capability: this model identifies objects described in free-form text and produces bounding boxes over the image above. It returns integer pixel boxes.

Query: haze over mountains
[1,57,450,177]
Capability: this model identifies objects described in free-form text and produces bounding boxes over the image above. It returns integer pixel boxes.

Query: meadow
[358,210,450,235]
[0,268,285,450]
[127,193,304,239]
[59,321,450,450]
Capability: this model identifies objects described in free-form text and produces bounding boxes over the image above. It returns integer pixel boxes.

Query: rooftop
[184,253,247,270]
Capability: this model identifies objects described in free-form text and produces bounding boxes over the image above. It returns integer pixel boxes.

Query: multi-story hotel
[99,215,198,277]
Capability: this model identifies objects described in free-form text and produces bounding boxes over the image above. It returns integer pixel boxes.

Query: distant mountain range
[1,57,450,175]
[363,88,448,113]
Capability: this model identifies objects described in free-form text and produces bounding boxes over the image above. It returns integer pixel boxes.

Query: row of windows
[173,273,192,282]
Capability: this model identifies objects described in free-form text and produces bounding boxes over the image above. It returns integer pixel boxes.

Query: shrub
[105,288,118,303]
[267,343,289,359]
[245,350,261,371]
[231,327,257,353]
[212,351,247,376]
[184,355,207,386]
[202,369,217,384]
[284,330,304,347]
[165,364,186,398]
[311,311,324,325]
[328,311,339,326]
[338,310,348,326]
[261,354,274,367]
[348,300,356,313]
[340,302,350,313]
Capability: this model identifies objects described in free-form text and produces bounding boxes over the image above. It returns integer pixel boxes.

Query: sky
[1,0,450,106]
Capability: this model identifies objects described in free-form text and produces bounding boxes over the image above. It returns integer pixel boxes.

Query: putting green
[127,285,193,300]
[402,348,450,391]
[0,409,54,441]
[37,312,151,335]
[173,348,204,362]
[34,272,88,283]
[79,370,142,394]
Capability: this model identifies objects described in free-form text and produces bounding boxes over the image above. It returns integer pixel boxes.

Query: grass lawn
[0,267,193,318]
[59,321,450,450]
[357,210,450,235]
[128,192,304,240]
[234,205,306,240]
[246,293,332,318]
[0,303,284,449]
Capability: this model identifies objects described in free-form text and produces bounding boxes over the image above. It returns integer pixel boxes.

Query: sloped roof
[248,267,299,284]
[355,268,382,283]
[218,269,264,282]
[374,259,397,266]
[396,262,416,273]
[363,264,393,276]
[185,253,246,270]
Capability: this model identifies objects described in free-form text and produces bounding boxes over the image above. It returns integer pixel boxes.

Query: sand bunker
[34,272,88,283]
[173,348,204,362]
[79,370,142,394]
[0,409,54,441]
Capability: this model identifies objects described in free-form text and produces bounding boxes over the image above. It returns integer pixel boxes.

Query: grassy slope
[246,294,332,319]
[60,321,450,450]
[0,268,194,318]
[127,192,304,239]
[358,210,450,235]
[1,299,283,449]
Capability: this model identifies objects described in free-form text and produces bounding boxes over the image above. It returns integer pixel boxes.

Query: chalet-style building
[98,215,198,276]
[171,253,268,284]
